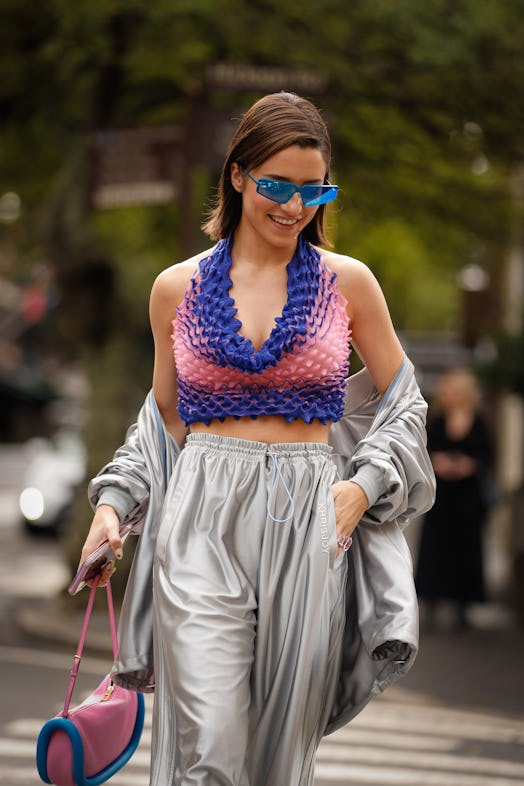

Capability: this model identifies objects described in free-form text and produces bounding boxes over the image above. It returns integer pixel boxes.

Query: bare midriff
[190,415,331,445]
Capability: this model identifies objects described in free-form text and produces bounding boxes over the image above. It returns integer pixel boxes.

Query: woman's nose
[282,191,303,211]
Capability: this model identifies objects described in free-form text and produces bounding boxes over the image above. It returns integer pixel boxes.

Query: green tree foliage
[2,0,523,327]
[2,0,524,582]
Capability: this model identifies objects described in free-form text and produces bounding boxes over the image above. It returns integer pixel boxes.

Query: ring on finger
[105,560,116,576]
[337,534,353,552]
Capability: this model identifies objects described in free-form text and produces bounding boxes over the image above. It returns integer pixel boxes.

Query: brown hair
[202,92,333,245]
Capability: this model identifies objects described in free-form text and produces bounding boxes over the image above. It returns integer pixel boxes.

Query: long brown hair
[202,92,333,245]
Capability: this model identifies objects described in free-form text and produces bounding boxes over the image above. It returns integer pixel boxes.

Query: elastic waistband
[185,432,332,460]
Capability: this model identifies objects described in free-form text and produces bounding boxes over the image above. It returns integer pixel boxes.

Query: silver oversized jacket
[88,355,435,733]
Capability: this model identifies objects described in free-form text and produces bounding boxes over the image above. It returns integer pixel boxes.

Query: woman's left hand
[331,480,369,555]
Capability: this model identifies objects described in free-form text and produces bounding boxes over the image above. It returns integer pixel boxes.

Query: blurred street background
[1,1,524,784]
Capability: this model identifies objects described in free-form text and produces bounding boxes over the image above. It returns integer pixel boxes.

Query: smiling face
[231,144,327,252]
[203,93,334,244]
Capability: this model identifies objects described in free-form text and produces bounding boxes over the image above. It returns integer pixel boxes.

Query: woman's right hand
[80,504,124,586]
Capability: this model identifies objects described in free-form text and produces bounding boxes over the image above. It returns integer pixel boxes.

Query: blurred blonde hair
[436,367,482,411]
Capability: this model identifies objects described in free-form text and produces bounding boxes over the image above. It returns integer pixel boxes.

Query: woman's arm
[326,253,427,544]
[80,256,199,567]
[149,265,191,446]
[341,257,405,393]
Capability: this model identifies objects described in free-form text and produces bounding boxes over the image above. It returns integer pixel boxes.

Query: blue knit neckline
[195,235,322,374]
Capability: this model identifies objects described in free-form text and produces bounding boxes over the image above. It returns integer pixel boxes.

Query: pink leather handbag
[36,577,145,786]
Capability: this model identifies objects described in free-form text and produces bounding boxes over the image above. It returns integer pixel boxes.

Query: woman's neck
[232,223,299,269]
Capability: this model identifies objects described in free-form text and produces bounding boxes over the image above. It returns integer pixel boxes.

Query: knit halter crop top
[172,235,351,426]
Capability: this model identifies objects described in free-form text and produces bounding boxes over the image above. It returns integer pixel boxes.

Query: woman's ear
[230,162,244,193]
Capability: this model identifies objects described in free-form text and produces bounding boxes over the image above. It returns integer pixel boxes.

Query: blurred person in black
[415,367,495,631]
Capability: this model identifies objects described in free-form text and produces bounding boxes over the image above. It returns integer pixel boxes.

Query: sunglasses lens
[253,175,338,206]
[257,179,295,204]
[302,185,339,206]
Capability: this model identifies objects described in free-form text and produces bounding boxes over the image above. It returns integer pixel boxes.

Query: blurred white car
[19,431,86,535]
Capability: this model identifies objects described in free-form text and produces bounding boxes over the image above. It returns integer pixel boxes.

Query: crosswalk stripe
[6,719,154,751]
[314,762,524,786]
[2,691,523,786]
[5,719,47,736]
[323,727,460,751]
[7,717,462,755]
[5,728,520,779]
[0,766,151,786]
[0,737,152,770]
[0,766,45,784]
[343,703,524,744]
[317,742,524,778]
[0,739,36,757]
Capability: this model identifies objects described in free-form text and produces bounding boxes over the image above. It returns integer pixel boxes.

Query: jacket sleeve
[87,391,181,533]
[330,358,436,527]
[88,419,151,529]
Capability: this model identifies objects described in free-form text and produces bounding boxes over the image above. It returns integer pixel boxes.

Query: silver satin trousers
[150,433,348,786]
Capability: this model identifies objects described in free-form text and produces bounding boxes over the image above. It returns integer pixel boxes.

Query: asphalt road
[1,444,524,786]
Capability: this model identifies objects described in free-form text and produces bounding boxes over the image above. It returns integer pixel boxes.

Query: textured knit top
[172,235,351,426]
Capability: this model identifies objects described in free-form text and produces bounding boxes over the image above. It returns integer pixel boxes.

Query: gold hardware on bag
[101,683,115,702]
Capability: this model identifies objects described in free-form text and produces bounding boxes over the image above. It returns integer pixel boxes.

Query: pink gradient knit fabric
[172,236,351,425]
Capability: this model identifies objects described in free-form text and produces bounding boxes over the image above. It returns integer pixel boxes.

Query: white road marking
[2,691,523,786]
[0,737,152,767]
[325,727,460,751]
[0,766,47,784]
[0,766,150,786]
[344,701,524,744]
[317,742,524,778]
[314,762,524,786]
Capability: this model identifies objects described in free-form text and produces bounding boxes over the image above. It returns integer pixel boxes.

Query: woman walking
[81,92,435,785]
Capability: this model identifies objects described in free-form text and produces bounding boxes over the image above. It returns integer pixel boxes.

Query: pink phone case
[68,525,132,595]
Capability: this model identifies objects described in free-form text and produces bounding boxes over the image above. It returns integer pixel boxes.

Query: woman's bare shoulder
[151,246,216,308]
[318,248,377,295]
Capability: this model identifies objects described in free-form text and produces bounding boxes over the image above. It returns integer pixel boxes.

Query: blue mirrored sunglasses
[244,171,338,207]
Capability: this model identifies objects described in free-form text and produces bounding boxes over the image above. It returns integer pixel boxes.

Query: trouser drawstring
[266,452,295,523]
